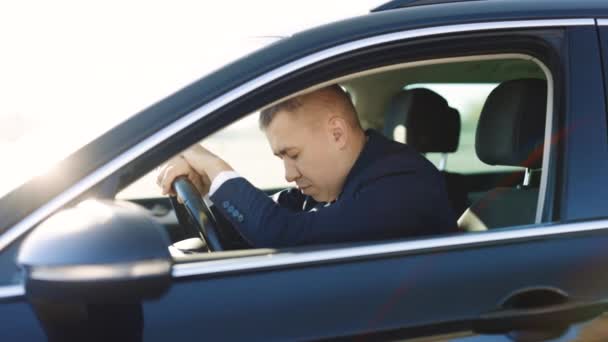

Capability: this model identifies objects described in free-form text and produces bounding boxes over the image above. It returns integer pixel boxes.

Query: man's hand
[157,156,209,198]
[156,144,233,198]
[180,144,233,181]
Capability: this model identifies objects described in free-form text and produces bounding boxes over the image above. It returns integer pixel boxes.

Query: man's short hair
[259,96,304,129]
[259,84,359,130]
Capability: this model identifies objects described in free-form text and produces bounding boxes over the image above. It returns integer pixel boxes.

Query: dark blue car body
[3,0,608,340]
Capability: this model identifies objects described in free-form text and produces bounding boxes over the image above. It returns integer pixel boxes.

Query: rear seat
[383,88,469,217]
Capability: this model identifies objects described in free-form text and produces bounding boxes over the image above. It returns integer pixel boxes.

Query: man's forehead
[265,111,308,152]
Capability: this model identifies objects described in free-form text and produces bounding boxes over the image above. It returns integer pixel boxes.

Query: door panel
[0,300,46,340]
[142,227,608,340]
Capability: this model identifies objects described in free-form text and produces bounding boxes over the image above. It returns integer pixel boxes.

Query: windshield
[0,1,386,199]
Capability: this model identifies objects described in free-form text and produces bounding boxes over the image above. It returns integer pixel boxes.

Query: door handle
[473,287,608,334]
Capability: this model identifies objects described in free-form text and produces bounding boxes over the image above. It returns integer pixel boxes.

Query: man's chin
[308,192,326,203]
[301,187,315,197]
[300,186,327,202]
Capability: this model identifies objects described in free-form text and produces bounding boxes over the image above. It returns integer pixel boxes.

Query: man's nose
[284,160,301,183]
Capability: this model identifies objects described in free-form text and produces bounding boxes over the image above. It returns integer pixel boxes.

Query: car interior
[342,56,547,231]
[121,55,550,261]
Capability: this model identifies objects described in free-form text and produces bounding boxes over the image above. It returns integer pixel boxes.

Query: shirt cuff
[209,170,241,196]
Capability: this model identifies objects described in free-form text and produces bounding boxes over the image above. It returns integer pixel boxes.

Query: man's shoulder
[355,132,441,185]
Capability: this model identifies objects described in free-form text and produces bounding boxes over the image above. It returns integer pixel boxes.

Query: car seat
[458,78,547,231]
[383,87,468,217]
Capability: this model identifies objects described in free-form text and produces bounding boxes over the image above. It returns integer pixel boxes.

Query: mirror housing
[17,200,172,302]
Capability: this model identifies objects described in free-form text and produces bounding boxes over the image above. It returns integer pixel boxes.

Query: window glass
[117,114,288,199]
[404,83,523,174]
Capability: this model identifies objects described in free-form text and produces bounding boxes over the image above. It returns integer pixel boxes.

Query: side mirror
[17,200,172,341]
[17,199,172,302]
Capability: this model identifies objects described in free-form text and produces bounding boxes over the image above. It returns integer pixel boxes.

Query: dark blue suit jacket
[210,130,458,248]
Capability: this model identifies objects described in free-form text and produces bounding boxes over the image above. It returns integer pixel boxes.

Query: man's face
[265,110,343,202]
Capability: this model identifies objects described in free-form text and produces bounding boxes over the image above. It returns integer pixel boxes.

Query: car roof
[2,0,608,236]
[372,0,485,12]
[371,0,608,13]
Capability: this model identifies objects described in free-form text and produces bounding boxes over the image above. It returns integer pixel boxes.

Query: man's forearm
[181,145,234,184]
[205,159,234,182]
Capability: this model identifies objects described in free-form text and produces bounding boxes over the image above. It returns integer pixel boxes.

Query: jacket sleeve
[210,173,451,248]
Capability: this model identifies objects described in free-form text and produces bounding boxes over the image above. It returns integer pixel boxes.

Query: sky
[0,0,387,197]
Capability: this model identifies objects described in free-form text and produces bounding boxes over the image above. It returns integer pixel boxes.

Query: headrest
[383,88,460,153]
[476,79,547,168]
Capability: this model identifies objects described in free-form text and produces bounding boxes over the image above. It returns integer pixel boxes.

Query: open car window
[120,54,553,263]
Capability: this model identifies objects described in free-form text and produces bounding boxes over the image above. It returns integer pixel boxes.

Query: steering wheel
[172,176,223,251]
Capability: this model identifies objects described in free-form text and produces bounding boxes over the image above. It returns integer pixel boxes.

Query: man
[158,85,458,248]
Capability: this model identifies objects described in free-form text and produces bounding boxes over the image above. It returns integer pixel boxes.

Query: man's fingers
[156,151,217,198]
[160,167,175,195]
[156,155,210,197]
[156,165,168,188]
[160,165,187,196]
[156,155,180,184]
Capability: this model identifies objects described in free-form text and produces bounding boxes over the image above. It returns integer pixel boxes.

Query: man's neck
[327,129,368,202]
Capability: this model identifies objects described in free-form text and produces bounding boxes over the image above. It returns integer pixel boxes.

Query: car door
[2,7,608,342]
[139,19,608,341]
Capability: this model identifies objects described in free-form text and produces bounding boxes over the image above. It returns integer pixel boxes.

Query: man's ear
[328,116,348,149]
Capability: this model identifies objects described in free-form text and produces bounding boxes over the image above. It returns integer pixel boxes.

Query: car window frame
[165,48,558,269]
[0,19,596,297]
